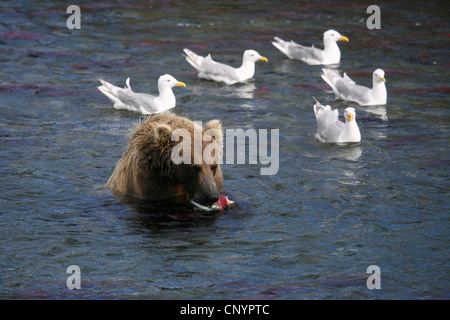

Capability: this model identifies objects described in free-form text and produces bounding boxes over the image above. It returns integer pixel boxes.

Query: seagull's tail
[271,37,291,58]
[98,79,126,106]
[125,77,132,90]
[313,97,326,118]
[183,48,204,71]
[320,68,340,95]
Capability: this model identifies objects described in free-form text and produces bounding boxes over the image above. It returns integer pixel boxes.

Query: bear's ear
[205,119,223,147]
[155,124,173,148]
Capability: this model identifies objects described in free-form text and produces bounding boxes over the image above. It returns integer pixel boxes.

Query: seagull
[272,29,349,65]
[183,48,268,85]
[97,74,186,115]
[313,98,361,143]
[321,68,387,106]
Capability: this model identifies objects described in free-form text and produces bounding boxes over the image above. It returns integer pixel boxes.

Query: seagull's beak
[348,113,354,121]
[259,56,268,62]
[339,36,349,42]
[176,81,186,87]
[381,77,386,82]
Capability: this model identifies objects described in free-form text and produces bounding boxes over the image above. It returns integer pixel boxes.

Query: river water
[0,0,448,299]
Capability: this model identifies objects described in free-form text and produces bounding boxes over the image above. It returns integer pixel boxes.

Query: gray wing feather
[199,55,239,83]
[334,80,370,105]
[117,91,158,113]
[315,106,345,143]
[288,44,323,63]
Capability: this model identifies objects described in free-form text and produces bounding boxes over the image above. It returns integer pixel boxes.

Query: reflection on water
[362,105,388,120]
[187,80,256,99]
[336,144,363,162]
[228,82,256,99]
[0,0,448,300]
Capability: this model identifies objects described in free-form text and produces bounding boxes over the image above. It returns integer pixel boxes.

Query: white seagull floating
[321,68,387,106]
[313,98,361,143]
[97,74,186,115]
[183,48,268,85]
[272,29,349,65]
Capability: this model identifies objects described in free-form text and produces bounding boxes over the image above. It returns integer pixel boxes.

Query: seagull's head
[373,69,386,84]
[243,50,268,63]
[158,74,186,88]
[324,29,349,43]
[344,107,356,122]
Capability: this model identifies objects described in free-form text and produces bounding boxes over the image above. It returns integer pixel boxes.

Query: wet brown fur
[106,114,225,205]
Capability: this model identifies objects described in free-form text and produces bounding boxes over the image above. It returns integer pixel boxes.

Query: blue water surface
[0,0,448,299]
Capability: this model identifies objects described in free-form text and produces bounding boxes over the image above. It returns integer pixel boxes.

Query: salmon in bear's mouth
[190,194,234,212]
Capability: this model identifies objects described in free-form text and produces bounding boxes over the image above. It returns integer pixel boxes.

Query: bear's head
[153,117,226,206]
[106,114,228,209]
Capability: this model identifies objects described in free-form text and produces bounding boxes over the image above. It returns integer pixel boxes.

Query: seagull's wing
[184,48,239,84]
[117,91,159,114]
[98,79,158,113]
[273,37,323,64]
[200,55,240,84]
[334,78,371,105]
[314,101,345,143]
[288,44,323,65]
[321,69,370,105]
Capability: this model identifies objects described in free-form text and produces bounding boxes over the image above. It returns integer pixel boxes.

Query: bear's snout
[194,189,220,206]
[192,173,220,205]
[169,163,222,206]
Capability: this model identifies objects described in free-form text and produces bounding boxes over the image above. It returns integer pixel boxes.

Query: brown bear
[106,114,231,210]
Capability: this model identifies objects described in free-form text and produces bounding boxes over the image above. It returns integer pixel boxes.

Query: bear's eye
[211,164,218,174]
